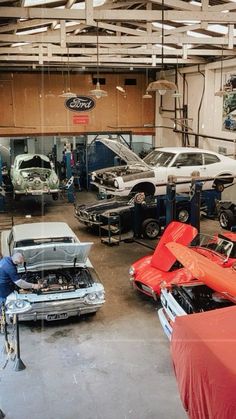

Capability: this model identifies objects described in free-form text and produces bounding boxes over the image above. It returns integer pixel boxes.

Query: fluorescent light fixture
[190,1,201,5]
[16,27,47,35]
[187,30,210,38]
[116,86,126,93]
[152,22,174,30]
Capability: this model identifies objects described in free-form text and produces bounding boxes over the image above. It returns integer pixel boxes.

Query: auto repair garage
[1,1,236,419]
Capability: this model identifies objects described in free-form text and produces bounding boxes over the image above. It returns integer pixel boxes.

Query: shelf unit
[99,214,121,245]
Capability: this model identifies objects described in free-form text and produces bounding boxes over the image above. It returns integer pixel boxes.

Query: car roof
[154,147,220,154]
[12,222,77,242]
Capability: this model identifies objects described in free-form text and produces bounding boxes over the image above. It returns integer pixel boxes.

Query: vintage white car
[1,222,105,321]
[91,138,236,196]
[11,154,59,200]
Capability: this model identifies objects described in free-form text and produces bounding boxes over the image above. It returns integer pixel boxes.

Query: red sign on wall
[73,115,89,124]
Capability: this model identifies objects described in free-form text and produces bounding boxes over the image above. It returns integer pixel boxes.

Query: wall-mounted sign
[73,115,89,125]
[65,96,95,112]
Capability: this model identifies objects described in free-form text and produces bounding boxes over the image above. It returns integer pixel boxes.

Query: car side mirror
[176,162,181,168]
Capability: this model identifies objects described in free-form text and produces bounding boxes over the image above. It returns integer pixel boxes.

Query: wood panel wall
[0,72,155,136]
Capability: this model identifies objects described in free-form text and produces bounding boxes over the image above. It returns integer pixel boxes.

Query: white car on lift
[90,138,236,196]
[2,222,105,321]
[11,153,59,200]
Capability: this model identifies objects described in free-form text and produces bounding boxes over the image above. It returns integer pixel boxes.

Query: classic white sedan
[2,222,105,321]
[11,154,59,200]
[91,139,236,196]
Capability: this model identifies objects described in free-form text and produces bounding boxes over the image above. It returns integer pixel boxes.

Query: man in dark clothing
[0,252,42,304]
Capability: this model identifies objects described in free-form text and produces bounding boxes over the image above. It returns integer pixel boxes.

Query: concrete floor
[0,192,221,419]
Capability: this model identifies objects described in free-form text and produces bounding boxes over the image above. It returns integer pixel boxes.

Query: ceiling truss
[0,0,235,72]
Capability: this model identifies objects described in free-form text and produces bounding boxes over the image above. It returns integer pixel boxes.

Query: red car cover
[171,307,236,419]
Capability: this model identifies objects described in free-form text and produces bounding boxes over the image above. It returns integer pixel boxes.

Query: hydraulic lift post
[190,172,202,232]
[166,176,176,225]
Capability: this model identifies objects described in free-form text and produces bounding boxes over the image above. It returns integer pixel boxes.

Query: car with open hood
[158,240,236,339]
[129,221,236,301]
[11,154,59,200]
[1,222,105,321]
[90,138,236,197]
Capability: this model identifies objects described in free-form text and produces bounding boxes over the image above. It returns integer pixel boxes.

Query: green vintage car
[11,153,59,200]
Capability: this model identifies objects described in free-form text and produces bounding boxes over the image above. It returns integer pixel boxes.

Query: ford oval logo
[65,96,96,112]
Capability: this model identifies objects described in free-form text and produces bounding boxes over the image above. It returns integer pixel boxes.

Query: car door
[202,152,223,189]
[168,152,206,192]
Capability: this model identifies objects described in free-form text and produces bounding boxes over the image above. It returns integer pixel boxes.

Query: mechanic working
[0,252,42,304]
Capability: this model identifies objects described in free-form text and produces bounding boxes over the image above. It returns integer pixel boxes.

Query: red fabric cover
[171,307,236,419]
[166,242,236,300]
[151,221,198,271]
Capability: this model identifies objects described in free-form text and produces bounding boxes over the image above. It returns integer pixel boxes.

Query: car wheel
[177,207,190,223]
[131,183,155,197]
[214,181,225,192]
[219,209,235,229]
[13,193,20,201]
[52,193,59,201]
[141,218,160,239]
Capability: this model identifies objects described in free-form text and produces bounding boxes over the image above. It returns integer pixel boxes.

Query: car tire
[219,209,235,229]
[214,181,225,192]
[141,218,160,239]
[52,193,59,201]
[176,207,190,223]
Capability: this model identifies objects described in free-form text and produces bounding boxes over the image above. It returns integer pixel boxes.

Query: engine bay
[172,284,234,314]
[18,267,95,294]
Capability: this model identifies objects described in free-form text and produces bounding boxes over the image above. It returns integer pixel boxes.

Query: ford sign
[65,96,96,112]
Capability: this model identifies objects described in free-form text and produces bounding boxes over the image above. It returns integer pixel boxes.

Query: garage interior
[1,1,236,418]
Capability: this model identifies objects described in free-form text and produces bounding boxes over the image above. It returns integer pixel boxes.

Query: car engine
[26,171,50,182]
[18,268,95,294]
[172,284,234,314]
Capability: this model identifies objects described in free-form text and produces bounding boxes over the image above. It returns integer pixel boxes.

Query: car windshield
[143,150,175,167]
[15,237,75,247]
[19,156,51,170]
[190,234,233,260]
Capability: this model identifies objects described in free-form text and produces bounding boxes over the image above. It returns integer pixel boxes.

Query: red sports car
[129,221,236,300]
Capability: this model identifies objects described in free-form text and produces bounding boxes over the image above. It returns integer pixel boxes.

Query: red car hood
[132,255,193,293]
[167,242,236,302]
[151,221,198,271]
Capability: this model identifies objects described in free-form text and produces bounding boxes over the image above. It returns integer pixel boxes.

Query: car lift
[0,153,5,212]
[132,175,222,238]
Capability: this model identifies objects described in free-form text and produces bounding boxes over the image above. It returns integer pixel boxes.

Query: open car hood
[151,221,198,272]
[166,242,236,301]
[16,242,93,270]
[97,138,146,165]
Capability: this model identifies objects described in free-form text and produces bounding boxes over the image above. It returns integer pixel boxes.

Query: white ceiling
[0,0,236,72]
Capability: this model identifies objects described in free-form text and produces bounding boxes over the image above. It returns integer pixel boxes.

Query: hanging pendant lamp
[147,0,177,95]
[143,68,152,99]
[215,46,228,97]
[89,22,108,99]
[59,48,77,98]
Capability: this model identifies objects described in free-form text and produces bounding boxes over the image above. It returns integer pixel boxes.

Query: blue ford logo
[65,96,95,112]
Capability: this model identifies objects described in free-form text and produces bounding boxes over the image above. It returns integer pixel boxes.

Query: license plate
[46,313,68,321]
[31,191,42,195]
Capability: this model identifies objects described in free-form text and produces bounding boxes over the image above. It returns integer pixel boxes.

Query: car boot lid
[15,242,93,271]
[166,242,236,302]
[96,138,146,165]
[151,221,198,272]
